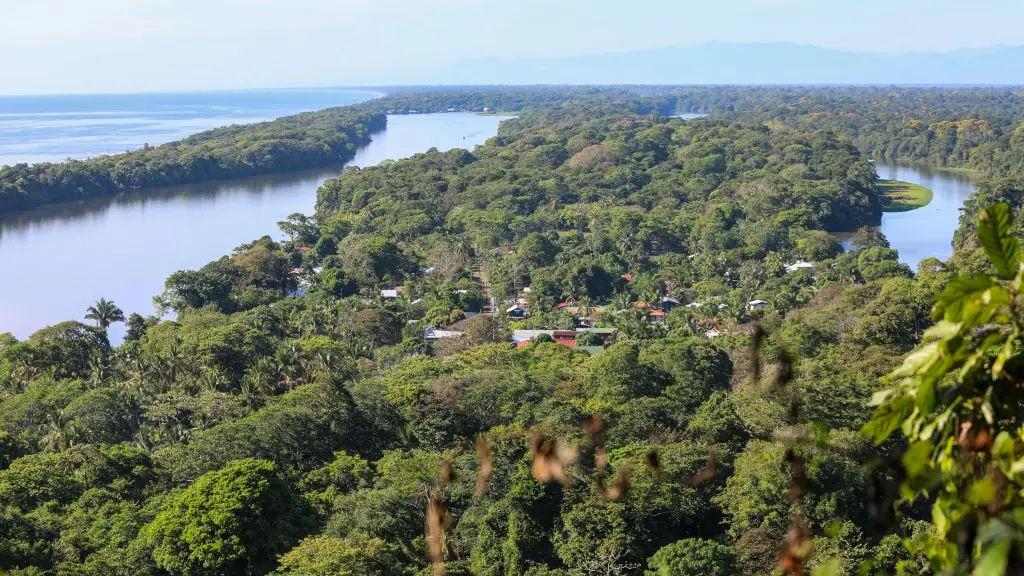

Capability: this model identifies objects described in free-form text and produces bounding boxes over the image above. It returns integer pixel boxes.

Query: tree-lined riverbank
[0,107,386,215]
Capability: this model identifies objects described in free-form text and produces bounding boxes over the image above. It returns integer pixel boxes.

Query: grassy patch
[878,179,933,212]
[934,165,975,174]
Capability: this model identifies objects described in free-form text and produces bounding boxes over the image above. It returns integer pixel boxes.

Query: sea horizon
[0,87,381,167]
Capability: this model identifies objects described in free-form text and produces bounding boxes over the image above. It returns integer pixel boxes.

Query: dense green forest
[2,87,1024,575]
[0,108,386,215]
[4,85,1023,217]
[373,85,1024,175]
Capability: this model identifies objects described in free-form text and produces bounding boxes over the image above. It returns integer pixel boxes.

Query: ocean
[0,87,379,167]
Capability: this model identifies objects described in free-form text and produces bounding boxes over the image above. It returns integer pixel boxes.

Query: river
[0,113,507,341]
[874,162,977,268]
[0,111,979,342]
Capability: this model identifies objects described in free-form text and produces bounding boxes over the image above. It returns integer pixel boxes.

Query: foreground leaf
[977,203,1020,280]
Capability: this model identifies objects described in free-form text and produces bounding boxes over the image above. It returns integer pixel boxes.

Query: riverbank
[0,107,385,217]
[0,113,507,341]
[878,179,933,212]
[874,162,977,268]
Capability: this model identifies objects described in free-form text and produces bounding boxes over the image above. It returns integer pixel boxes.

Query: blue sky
[0,0,1020,94]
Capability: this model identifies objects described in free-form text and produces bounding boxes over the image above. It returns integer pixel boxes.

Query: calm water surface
[875,163,977,267]
[0,88,378,166]
[0,113,506,340]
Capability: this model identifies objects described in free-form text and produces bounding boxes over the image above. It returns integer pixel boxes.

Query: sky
[1,0,1022,94]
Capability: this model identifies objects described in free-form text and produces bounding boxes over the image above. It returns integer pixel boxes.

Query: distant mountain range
[423,43,1024,85]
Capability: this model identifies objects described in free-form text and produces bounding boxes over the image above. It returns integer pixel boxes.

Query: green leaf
[977,203,1021,280]
[993,431,1015,474]
[864,396,914,444]
[868,388,896,407]
[974,538,1012,576]
[961,333,1007,381]
[811,558,842,576]
[975,520,1017,576]
[916,377,937,414]
[992,336,1018,380]
[994,431,1015,460]
[967,477,998,506]
[984,285,1012,307]
[902,440,934,478]
[932,501,950,537]
[891,342,941,379]
[936,276,996,321]
[923,320,962,341]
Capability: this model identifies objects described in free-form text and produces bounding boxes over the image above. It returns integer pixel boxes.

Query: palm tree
[84,298,125,329]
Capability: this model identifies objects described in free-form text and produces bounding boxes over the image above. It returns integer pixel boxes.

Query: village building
[512,327,618,353]
[506,305,528,319]
[785,261,815,273]
[512,330,556,344]
[424,327,464,340]
[576,327,617,345]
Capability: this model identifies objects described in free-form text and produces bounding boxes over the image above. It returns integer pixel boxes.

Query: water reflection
[0,168,341,239]
[0,113,507,340]
[875,162,977,268]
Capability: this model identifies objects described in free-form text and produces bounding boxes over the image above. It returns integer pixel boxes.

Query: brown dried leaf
[529,432,578,485]
[475,437,493,498]
[645,450,661,472]
[778,514,811,576]
[689,451,718,485]
[958,420,974,449]
[582,415,606,447]
[774,348,794,389]
[751,323,765,383]
[426,496,449,576]
[973,427,993,452]
[603,462,633,502]
[437,459,456,487]
[786,450,807,504]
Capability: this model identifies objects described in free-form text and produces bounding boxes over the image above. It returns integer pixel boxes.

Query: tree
[645,538,737,576]
[586,343,671,402]
[26,321,110,380]
[0,452,83,511]
[463,314,509,345]
[84,298,125,329]
[796,230,842,261]
[160,264,237,315]
[352,308,402,347]
[850,226,889,250]
[143,459,309,576]
[275,534,401,576]
[123,313,149,343]
[554,502,639,576]
[278,213,319,245]
[865,203,1024,573]
[516,232,561,270]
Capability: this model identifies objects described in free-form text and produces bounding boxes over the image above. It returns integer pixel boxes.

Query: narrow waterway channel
[873,162,978,268]
[0,113,507,341]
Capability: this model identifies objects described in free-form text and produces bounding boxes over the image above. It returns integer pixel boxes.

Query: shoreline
[878,179,933,213]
